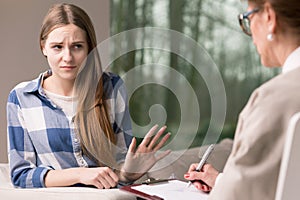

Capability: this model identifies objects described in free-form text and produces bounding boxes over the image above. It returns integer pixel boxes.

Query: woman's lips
[60,66,76,69]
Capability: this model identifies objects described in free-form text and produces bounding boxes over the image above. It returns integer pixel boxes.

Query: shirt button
[74,138,78,143]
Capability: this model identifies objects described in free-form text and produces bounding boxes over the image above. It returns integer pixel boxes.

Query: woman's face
[42,24,89,82]
[249,3,278,67]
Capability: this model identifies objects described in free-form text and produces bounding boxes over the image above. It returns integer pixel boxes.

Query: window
[110,0,279,149]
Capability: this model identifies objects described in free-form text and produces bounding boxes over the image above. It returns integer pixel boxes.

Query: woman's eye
[74,44,83,49]
[52,45,62,50]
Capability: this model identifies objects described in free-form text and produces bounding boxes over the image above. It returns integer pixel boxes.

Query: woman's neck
[276,30,300,66]
[42,75,75,97]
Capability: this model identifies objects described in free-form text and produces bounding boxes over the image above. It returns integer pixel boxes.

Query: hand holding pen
[184,144,219,192]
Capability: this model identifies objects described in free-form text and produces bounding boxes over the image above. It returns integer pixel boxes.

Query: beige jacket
[209,66,300,200]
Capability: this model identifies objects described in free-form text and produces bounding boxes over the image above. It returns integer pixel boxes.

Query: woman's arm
[7,90,51,188]
[44,167,119,189]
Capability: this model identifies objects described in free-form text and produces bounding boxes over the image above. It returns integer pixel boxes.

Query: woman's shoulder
[9,79,38,95]
[257,67,300,95]
[102,72,125,89]
[14,79,38,90]
[8,73,43,100]
[102,72,128,101]
[247,67,300,113]
[103,72,123,84]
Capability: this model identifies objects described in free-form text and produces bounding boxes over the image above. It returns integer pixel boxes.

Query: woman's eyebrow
[49,41,86,45]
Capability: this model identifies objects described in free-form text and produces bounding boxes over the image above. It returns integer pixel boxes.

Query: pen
[142,178,175,185]
[186,144,215,188]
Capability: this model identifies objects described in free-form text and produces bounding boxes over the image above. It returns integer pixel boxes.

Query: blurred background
[109,0,279,148]
[0,0,279,163]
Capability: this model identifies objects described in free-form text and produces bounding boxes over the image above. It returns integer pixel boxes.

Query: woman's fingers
[140,124,159,147]
[99,168,118,188]
[187,163,199,173]
[94,180,104,189]
[89,167,119,189]
[108,169,119,183]
[128,137,137,153]
[97,176,111,189]
[184,164,219,189]
[140,125,170,152]
[152,132,171,151]
[148,126,167,149]
[193,181,211,192]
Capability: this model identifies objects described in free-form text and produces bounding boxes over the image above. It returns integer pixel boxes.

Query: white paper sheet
[132,180,208,200]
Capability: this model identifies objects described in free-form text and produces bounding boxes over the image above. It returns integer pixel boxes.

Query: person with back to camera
[184,0,300,199]
[7,3,171,189]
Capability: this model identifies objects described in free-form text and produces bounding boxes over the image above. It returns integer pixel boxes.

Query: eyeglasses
[238,8,259,36]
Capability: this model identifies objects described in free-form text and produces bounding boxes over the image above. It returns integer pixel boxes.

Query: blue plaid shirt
[7,71,133,188]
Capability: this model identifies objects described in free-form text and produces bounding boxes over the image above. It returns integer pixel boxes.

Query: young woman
[7,3,170,189]
[184,0,300,199]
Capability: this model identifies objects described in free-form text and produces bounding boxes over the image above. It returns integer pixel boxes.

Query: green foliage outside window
[109,0,279,149]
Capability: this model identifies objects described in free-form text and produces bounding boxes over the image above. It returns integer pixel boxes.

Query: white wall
[0,0,110,163]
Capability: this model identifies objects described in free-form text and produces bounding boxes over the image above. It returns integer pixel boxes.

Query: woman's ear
[264,2,277,34]
[42,48,47,57]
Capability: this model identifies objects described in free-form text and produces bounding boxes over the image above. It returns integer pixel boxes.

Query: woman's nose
[63,48,73,62]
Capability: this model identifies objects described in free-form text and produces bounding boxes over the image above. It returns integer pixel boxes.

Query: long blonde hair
[40,3,117,167]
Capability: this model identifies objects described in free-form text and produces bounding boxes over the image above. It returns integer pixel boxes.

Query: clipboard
[120,179,209,200]
[120,178,172,200]
[120,184,164,200]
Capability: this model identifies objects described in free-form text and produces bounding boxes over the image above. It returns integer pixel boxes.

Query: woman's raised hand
[120,125,171,182]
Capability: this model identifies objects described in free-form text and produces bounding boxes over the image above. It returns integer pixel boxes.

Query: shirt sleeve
[7,90,51,188]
